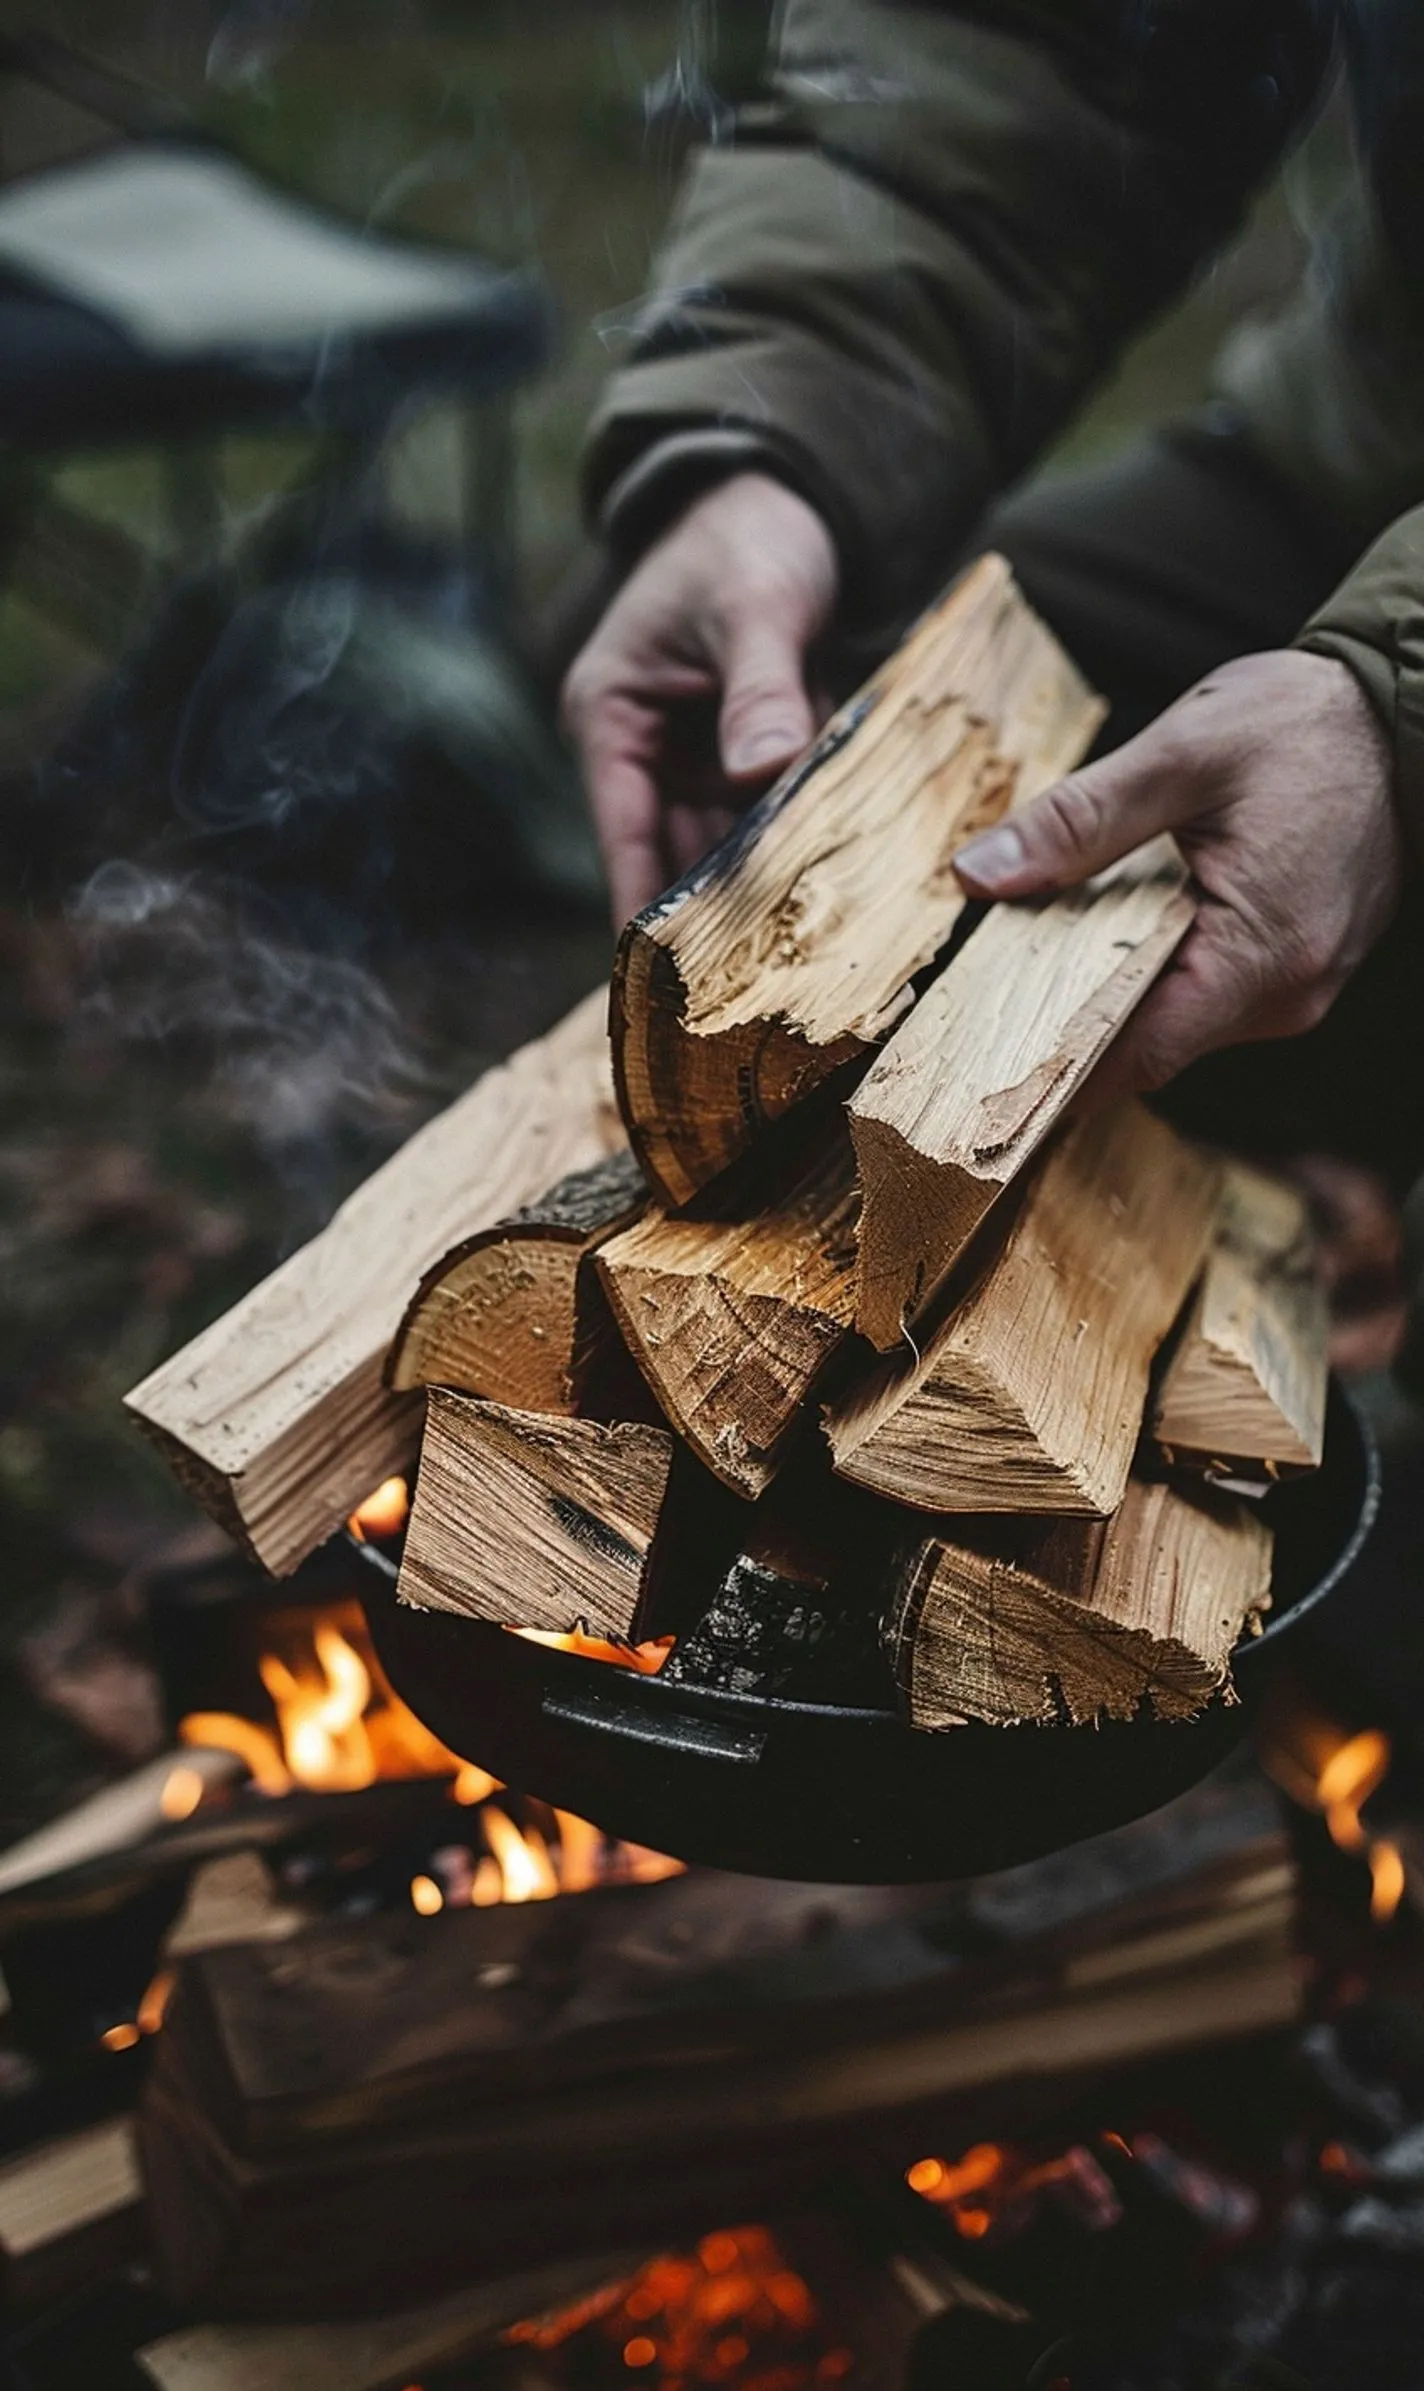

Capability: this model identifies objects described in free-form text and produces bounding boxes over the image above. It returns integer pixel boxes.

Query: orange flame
[347,1476,410,1540]
[1369,1841,1406,1924]
[1260,1687,1407,1927]
[512,1626,674,1674]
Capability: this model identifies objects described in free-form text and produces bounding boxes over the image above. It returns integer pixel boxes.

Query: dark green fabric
[1299,501,1424,867]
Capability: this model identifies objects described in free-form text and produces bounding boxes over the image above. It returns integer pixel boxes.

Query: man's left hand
[953,649,1405,1101]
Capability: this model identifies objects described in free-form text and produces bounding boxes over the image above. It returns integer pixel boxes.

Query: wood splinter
[1153,1159,1328,1484]
[613,555,1103,1207]
[387,1148,647,1415]
[887,1477,1274,1730]
[850,836,1195,1351]
[827,1102,1218,1518]
[397,1391,674,1643]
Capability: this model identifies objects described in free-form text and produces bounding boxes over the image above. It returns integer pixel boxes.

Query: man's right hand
[561,472,839,926]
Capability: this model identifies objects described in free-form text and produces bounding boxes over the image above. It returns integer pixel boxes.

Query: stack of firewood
[129,558,1329,1730]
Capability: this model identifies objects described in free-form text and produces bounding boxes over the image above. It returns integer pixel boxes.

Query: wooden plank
[827,1104,1218,1516]
[396,1391,675,1641]
[612,556,1102,1207]
[387,1148,646,1415]
[0,2117,143,2308]
[126,988,621,1575]
[887,1477,1274,1729]
[1153,1159,1328,1482]
[596,1127,860,1497]
[136,2251,649,2391]
[849,838,1194,1351]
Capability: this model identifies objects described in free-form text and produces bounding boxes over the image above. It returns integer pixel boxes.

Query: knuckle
[1037,772,1108,861]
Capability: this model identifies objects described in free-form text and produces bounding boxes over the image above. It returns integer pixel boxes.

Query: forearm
[586,0,1332,636]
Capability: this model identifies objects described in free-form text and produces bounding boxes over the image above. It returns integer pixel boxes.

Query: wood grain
[387,1149,646,1415]
[1153,1159,1328,1481]
[850,837,1194,1351]
[596,1129,860,1497]
[889,1477,1274,1728]
[827,1104,1218,1516]
[613,556,1102,1206]
[397,1391,674,1641]
[126,988,621,1575]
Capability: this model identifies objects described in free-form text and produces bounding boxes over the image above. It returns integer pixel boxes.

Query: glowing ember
[410,1873,444,1917]
[100,2023,141,2053]
[347,1475,410,1540]
[137,1970,176,2035]
[907,2138,1123,2242]
[512,1626,675,1674]
[504,2226,848,2390]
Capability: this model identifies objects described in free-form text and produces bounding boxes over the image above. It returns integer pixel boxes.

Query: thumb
[954,723,1196,900]
[716,607,817,785]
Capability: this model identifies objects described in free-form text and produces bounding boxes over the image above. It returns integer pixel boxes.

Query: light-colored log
[596,1130,860,1497]
[1153,1159,1328,1482]
[850,837,1194,1351]
[387,1148,646,1415]
[0,2117,143,2307]
[613,556,1102,1207]
[889,1477,1274,1729]
[126,988,621,1575]
[397,1392,674,1641]
[827,1104,1217,1516]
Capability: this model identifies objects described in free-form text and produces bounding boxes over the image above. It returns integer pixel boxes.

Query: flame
[481,1803,560,1902]
[138,1970,176,2035]
[1260,1686,1406,1927]
[905,2145,1002,2205]
[347,1475,410,1540]
[410,1873,444,1916]
[512,1626,674,1674]
[100,2023,141,2053]
[1369,1841,1405,1923]
[453,1761,503,1806]
[180,1711,293,1797]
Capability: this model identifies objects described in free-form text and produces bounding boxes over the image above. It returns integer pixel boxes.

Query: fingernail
[955,823,1025,889]
[727,726,796,774]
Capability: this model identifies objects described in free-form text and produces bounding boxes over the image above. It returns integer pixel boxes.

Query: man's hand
[561,473,839,925]
[953,650,1404,1100]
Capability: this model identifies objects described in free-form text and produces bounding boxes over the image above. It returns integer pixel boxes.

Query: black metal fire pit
[361,1379,1377,1883]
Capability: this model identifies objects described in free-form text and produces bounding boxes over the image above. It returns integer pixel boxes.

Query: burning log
[124,986,621,1575]
[396,1391,676,1640]
[825,1104,1218,1515]
[612,556,1102,1208]
[886,1478,1274,1729]
[849,839,1194,1351]
[135,1773,1297,2315]
[386,1148,647,1416]
[595,1125,860,1498]
[1152,1159,1329,1484]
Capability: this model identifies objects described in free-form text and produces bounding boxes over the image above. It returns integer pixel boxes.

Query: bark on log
[612,557,1102,1208]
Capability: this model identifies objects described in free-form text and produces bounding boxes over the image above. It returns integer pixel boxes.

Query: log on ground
[1153,1159,1328,1482]
[387,1148,647,1415]
[850,838,1194,1351]
[396,1391,674,1642]
[125,987,621,1575]
[886,1477,1274,1729]
[613,556,1102,1207]
[827,1104,1218,1516]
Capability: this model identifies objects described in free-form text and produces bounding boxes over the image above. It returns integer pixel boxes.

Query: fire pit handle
[541,1682,767,1764]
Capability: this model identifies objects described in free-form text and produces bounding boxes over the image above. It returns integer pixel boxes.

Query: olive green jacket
[583,0,1424,843]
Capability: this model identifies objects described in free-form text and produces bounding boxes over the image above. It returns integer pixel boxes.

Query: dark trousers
[981,411,1424,1199]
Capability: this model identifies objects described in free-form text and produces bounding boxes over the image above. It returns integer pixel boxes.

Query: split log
[125,987,621,1575]
[596,1127,860,1497]
[135,2252,651,2391]
[0,2118,143,2308]
[886,1478,1274,1730]
[387,1147,646,1414]
[850,838,1194,1351]
[1153,1159,1328,1483]
[396,1391,675,1641]
[612,556,1102,1207]
[136,1782,1295,2316]
[827,1104,1218,1516]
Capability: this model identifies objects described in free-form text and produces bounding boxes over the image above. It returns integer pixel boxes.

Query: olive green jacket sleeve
[1299,503,1424,861]
[584,0,1326,633]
